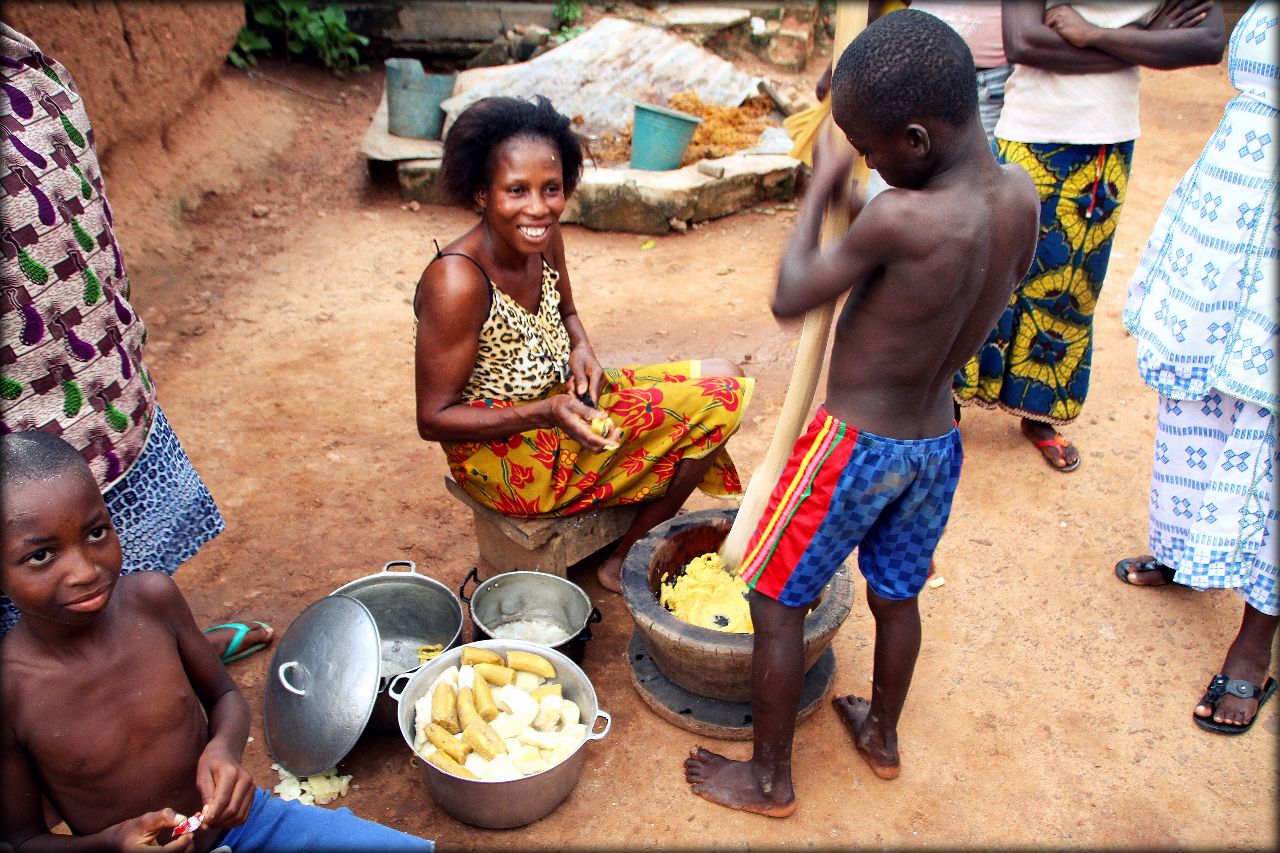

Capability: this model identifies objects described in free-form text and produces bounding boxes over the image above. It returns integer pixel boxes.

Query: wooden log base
[627,630,836,740]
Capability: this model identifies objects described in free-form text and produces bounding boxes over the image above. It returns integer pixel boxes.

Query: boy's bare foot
[833,694,900,780]
[683,747,797,817]
[1020,418,1079,471]
[596,555,624,594]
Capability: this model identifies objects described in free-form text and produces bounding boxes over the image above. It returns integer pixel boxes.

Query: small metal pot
[390,639,610,829]
[331,561,464,733]
[459,568,601,664]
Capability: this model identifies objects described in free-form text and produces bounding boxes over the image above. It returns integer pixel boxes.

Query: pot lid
[263,594,381,777]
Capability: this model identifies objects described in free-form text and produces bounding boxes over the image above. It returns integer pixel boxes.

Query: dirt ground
[101,32,1277,852]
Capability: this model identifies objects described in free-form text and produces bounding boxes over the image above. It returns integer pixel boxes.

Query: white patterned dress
[1123,1,1278,615]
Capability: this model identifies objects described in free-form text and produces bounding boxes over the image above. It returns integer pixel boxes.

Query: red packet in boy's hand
[172,811,204,837]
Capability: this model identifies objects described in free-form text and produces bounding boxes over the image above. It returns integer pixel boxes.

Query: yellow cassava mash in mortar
[659,553,752,633]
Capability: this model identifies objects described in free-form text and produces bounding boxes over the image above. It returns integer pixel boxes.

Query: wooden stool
[443,477,640,577]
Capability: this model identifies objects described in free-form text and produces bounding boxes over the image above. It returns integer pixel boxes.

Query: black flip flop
[1114,556,1176,586]
[1194,674,1277,735]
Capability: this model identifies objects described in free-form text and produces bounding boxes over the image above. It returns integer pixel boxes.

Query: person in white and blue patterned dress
[1117,0,1278,734]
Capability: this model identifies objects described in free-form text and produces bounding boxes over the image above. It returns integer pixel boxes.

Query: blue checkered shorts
[743,408,963,606]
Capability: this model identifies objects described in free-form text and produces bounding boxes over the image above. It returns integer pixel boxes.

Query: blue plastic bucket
[385,59,455,140]
[630,102,703,171]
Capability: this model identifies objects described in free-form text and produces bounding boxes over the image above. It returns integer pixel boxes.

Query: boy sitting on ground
[684,10,1039,815]
[0,431,437,852]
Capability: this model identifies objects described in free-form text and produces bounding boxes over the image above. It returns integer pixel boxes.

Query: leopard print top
[459,257,572,403]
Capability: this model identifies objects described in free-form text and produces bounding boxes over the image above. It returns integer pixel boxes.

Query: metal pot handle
[382,560,417,574]
[588,709,611,741]
[458,565,480,604]
[576,607,603,643]
[387,671,414,702]
[277,661,306,696]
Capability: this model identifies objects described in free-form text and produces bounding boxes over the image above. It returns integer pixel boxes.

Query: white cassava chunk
[496,682,540,716]
[457,665,475,690]
[560,722,588,745]
[511,745,550,776]
[559,698,580,727]
[518,727,560,751]
[479,753,521,782]
[513,670,544,692]
[532,694,564,731]
[463,751,490,778]
[426,665,459,698]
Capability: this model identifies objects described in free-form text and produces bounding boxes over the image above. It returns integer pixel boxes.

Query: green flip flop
[204,621,273,664]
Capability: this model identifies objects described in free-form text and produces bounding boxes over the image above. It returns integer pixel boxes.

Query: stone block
[555,154,799,234]
[398,159,450,206]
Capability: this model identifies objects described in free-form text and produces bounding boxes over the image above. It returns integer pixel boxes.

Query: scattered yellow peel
[927,575,946,589]
[417,643,444,664]
[639,239,656,250]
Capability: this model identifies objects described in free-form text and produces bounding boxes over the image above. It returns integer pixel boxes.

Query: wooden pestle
[720,1,870,568]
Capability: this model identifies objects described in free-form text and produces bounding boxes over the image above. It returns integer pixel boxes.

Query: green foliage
[228,0,370,73]
[550,24,587,45]
[553,0,583,26]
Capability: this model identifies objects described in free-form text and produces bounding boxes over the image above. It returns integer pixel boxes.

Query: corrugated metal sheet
[440,17,760,137]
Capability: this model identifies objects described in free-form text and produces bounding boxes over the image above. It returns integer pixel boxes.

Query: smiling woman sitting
[413,96,754,593]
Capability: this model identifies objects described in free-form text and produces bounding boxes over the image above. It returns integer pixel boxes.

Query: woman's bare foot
[683,747,797,817]
[596,555,624,594]
[833,694,900,780]
[204,621,273,661]
[1020,418,1080,471]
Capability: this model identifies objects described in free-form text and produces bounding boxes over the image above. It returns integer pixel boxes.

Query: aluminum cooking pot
[459,568,602,664]
[331,560,464,732]
[390,639,610,829]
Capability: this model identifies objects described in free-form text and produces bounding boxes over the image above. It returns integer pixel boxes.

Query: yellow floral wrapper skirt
[443,361,754,517]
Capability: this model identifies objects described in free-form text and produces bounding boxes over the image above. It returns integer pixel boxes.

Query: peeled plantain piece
[506,650,556,678]
[457,687,483,731]
[473,663,516,686]
[426,749,477,779]
[462,719,508,760]
[426,722,469,763]
[530,683,562,701]
[461,646,505,667]
[472,670,500,722]
[431,682,460,734]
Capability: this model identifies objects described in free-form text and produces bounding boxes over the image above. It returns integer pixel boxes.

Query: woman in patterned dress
[413,96,753,593]
[952,0,1225,470]
[0,24,271,662]
[1115,0,1277,734]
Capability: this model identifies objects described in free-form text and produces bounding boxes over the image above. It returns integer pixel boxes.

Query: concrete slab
[359,91,444,162]
[397,152,800,235]
[340,1,557,43]
[659,6,752,36]
[441,17,760,138]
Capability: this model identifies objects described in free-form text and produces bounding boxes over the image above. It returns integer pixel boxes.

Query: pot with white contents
[390,639,611,829]
[459,569,602,664]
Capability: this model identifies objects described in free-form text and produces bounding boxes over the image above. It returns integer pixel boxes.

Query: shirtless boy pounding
[0,431,434,852]
[685,10,1039,816]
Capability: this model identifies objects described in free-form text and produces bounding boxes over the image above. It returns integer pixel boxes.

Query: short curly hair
[831,9,977,132]
[1,430,91,490]
[439,95,585,207]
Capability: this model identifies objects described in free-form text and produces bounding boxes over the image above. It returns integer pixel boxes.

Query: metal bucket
[459,568,601,664]
[331,561,464,732]
[390,639,611,829]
